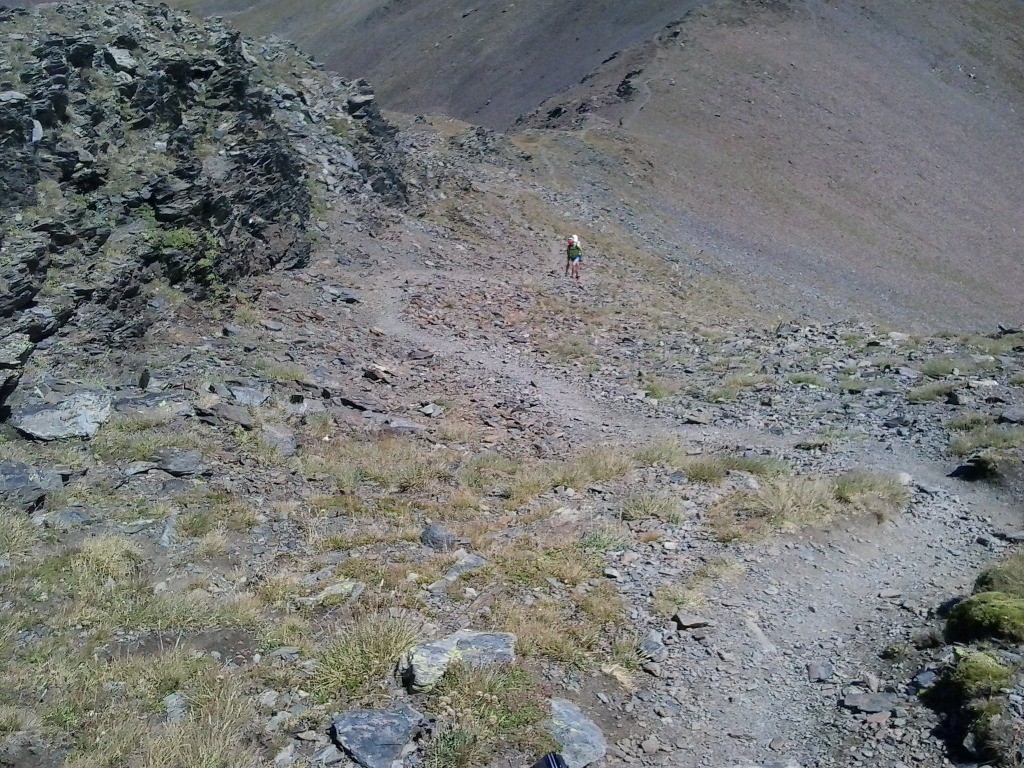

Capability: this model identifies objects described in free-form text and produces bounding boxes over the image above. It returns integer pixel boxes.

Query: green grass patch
[975,551,1024,598]
[908,382,957,403]
[947,592,1024,643]
[788,373,826,387]
[950,426,1024,457]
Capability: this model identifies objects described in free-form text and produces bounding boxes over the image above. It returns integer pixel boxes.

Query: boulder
[12,391,111,440]
[151,449,205,476]
[0,461,64,511]
[547,700,607,768]
[331,704,422,768]
[401,629,516,692]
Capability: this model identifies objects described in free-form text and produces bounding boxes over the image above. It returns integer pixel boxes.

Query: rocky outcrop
[0,0,408,422]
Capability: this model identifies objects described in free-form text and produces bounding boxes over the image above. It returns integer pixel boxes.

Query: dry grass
[634,439,690,467]
[640,375,678,400]
[308,437,456,493]
[950,426,1024,457]
[575,581,627,625]
[653,556,743,615]
[709,472,908,541]
[312,612,424,702]
[908,381,958,403]
[621,492,683,523]
[494,542,601,588]
[708,477,837,541]
[579,524,632,553]
[425,663,554,768]
[947,413,996,431]
[0,516,39,559]
[497,601,599,668]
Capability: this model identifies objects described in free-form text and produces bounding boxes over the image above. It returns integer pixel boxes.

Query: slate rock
[0,334,33,369]
[229,385,271,407]
[0,461,64,511]
[164,692,187,724]
[331,704,423,768]
[841,692,898,714]
[639,631,668,663]
[420,522,457,551]
[807,660,834,682]
[673,612,712,630]
[151,449,205,476]
[402,630,516,692]
[998,407,1024,425]
[198,402,255,430]
[547,699,607,768]
[261,423,297,457]
[428,551,487,594]
[297,580,364,606]
[12,391,112,440]
[104,46,138,73]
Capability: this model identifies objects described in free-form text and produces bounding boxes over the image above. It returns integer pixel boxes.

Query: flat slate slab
[12,391,111,440]
[402,629,516,692]
[547,699,607,768]
[331,704,422,768]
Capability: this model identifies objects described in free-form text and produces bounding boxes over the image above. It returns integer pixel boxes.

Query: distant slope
[515,0,1024,329]
[164,0,711,128]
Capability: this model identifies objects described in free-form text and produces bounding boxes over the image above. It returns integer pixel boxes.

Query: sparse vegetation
[425,663,554,768]
[621,492,683,523]
[789,373,826,387]
[947,592,1024,643]
[975,551,1024,597]
[312,612,424,702]
[949,425,1024,457]
[908,381,958,403]
[708,472,907,541]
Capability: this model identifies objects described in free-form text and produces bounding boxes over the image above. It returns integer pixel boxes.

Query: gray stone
[45,507,91,530]
[230,385,271,406]
[420,522,458,551]
[0,334,33,369]
[0,461,64,511]
[12,391,112,440]
[198,402,255,430]
[673,612,712,630]
[152,449,205,476]
[841,692,898,714]
[0,90,28,103]
[639,632,668,663]
[261,423,297,457]
[296,580,364,606]
[428,551,487,594]
[547,699,607,768]
[164,692,187,724]
[331,704,422,768]
[104,46,138,72]
[807,660,834,682]
[312,744,346,766]
[402,630,516,692]
[998,407,1024,425]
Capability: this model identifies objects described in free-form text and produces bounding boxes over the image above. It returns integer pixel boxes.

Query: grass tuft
[312,612,423,702]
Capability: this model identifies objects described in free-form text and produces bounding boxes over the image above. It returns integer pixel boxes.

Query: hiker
[565,234,583,282]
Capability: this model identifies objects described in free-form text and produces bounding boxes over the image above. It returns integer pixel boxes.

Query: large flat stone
[0,461,64,511]
[402,629,516,692]
[331,704,422,768]
[12,391,111,440]
[547,699,606,768]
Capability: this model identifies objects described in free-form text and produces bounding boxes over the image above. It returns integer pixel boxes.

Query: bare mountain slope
[519,0,1024,329]
[162,0,712,128]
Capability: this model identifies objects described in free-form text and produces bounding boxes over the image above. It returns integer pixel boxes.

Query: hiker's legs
[572,260,581,281]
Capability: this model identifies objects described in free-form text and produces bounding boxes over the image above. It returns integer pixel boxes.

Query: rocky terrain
[2,2,1024,768]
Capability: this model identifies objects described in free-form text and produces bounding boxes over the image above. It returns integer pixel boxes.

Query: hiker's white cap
[571,234,579,244]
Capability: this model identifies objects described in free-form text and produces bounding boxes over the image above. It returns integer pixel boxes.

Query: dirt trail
[342,255,1022,767]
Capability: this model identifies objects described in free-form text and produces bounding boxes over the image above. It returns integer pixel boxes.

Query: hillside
[2,2,1024,768]
[159,0,1024,331]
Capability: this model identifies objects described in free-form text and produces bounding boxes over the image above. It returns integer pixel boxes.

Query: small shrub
[725,455,789,477]
[946,592,1024,643]
[952,652,1013,698]
[832,472,909,521]
[976,552,1024,598]
[426,663,554,768]
[908,382,957,403]
[947,413,995,431]
[641,376,677,400]
[789,373,826,387]
[621,493,682,522]
[312,612,424,702]
[634,440,689,467]
[580,525,631,553]
[708,477,836,541]
[678,456,727,484]
[949,426,1024,457]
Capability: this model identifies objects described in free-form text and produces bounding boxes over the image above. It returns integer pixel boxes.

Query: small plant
[497,601,599,667]
[640,375,677,400]
[908,382,957,403]
[947,592,1024,643]
[952,652,1013,698]
[634,439,689,467]
[678,456,727,484]
[312,612,424,702]
[621,492,682,523]
[832,472,909,521]
[425,663,554,768]
[949,426,1024,457]
[708,477,836,541]
[575,581,626,624]
[975,551,1024,597]
[789,373,826,387]
[947,413,995,431]
[580,525,631,553]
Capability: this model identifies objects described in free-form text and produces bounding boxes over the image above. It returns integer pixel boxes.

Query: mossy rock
[966,697,1024,766]
[975,551,1024,598]
[947,592,1024,643]
[953,651,1013,698]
